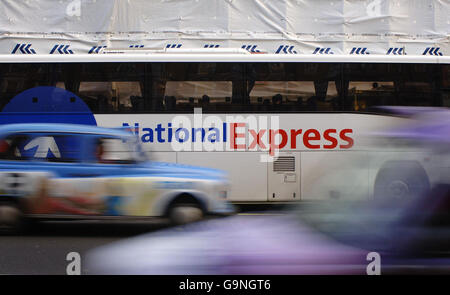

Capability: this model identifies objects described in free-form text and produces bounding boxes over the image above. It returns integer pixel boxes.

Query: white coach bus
[0,52,449,203]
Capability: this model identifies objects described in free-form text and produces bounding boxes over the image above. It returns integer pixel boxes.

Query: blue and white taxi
[0,123,233,233]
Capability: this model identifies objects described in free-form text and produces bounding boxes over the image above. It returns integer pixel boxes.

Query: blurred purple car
[85,214,368,275]
[85,185,450,274]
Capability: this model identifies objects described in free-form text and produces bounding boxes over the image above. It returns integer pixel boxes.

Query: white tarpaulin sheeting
[0,0,449,55]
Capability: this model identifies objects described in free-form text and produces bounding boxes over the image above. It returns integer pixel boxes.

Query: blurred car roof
[0,123,133,138]
[373,106,449,117]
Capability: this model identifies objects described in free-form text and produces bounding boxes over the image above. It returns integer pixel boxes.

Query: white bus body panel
[179,152,268,202]
[95,113,413,202]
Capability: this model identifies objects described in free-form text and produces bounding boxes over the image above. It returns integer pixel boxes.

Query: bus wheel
[374,162,430,202]
[0,202,24,235]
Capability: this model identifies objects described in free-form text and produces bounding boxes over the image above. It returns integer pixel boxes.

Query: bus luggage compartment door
[268,152,300,201]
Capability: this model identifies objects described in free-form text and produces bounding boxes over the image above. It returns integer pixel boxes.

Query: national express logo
[1,87,354,162]
[123,116,353,159]
[122,109,354,162]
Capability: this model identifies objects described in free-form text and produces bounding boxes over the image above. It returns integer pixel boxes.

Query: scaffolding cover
[0,0,449,55]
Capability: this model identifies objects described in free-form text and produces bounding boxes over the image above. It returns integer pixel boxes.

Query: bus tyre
[169,204,204,225]
[374,162,430,202]
[0,202,24,235]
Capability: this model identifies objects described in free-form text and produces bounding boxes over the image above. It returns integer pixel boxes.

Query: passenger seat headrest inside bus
[202,95,210,104]
[272,94,282,105]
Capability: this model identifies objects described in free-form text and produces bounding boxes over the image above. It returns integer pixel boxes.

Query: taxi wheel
[0,202,24,235]
[168,204,204,225]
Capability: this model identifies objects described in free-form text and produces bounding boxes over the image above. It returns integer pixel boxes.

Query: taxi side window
[43,134,81,163]
[0,133,81,163]
[95,137,135,164]
[0,134,30,161]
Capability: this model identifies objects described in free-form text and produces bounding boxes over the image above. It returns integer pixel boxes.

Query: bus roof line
[0,54,448,64]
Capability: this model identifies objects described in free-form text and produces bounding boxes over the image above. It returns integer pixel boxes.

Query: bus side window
[16,61,448,115]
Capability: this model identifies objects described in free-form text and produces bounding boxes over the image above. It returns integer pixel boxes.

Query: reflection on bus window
[247,81,341,112]
[348,81,395,111]
[77,81,142,113]
[164,81,232,112]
